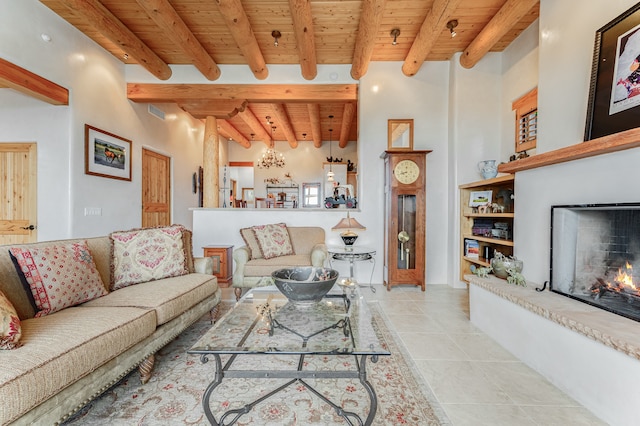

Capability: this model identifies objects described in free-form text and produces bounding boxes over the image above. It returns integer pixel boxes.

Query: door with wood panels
[0,143,37,244]
[142,148,171,227]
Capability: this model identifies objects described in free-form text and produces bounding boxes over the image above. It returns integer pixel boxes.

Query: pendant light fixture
[327,115,335,182]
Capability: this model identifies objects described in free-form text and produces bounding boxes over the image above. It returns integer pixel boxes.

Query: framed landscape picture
[469,190,492,207]
[584,3,640,140]
[85,124,132,181]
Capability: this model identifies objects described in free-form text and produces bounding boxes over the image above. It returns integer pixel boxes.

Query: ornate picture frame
[584,3,640,141]
[85,124,132,181]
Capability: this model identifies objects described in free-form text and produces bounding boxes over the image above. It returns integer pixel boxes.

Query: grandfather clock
[381,150,431,291]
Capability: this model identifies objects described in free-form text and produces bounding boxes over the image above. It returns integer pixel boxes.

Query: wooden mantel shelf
[498,127,640,173]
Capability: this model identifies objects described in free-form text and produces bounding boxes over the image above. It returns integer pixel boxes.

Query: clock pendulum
[398,195,409,262]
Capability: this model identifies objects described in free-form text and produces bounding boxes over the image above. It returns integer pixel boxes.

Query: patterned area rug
[64,302,450,425]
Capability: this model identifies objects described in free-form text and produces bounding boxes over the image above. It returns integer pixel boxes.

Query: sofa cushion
[251,223,294,259]
[0,306,156,425]
[243,254,313,277]
[8,242,107,317]
[287,227,326,255]
[240,227,263,260]
[82,273,218,326]
[110,225,189,290]
[0,289,21,349]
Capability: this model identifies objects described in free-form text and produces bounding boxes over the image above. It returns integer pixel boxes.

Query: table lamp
[332,212,366,250]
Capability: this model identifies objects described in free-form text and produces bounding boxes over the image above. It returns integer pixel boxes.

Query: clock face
[393,159,420,184]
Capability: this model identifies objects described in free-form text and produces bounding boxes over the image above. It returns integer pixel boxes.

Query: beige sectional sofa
[232,225,327,300]
[0,231,221,425]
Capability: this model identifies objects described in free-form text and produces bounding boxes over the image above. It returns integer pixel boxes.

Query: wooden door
[142,148,171,227]
[0,143,37,244]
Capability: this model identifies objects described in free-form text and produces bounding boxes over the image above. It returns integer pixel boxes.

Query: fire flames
[593,261,640,295]
[615,262,638,291]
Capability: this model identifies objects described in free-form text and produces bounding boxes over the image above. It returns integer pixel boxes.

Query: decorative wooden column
[203,116,219,208]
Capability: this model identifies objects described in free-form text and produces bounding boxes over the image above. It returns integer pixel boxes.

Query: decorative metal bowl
[490,258,524,279]
[272,267,339,305]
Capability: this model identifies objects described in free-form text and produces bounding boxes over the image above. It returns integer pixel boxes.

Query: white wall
[516,0,640,281]
[360,61,451,284]
[448,52,504,286]
[0,91,71,241]
[0,0,203,239]
[500,20,540,158]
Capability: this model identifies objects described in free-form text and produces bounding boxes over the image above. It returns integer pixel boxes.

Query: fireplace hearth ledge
[466,274,640,361]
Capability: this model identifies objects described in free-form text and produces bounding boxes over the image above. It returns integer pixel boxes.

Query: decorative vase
[490,257,523,279]
[477,160,498,180]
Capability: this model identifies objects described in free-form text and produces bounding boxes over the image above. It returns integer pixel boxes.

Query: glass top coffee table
[188,285,390,426]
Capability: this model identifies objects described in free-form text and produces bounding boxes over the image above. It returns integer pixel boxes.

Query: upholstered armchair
[232,225,328,300]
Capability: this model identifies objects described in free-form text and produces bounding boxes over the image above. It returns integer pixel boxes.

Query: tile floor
[221,284,607,425]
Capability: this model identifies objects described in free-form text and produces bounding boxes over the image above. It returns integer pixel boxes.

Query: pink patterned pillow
[0,290,21,349]
[251,223,294,259]
[9,242,107,318]
[110,225,189,290]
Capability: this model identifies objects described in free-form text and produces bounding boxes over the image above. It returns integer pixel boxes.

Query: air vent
[148,104,165,120]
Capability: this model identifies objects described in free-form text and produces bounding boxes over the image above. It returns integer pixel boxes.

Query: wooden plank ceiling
[39,0,539,149]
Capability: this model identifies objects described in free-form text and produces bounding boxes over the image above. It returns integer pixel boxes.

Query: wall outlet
[84,207,102,216]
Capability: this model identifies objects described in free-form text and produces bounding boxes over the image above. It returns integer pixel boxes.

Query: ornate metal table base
[198,352,379,426]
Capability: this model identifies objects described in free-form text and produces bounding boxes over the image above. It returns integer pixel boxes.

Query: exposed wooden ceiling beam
[271,104,298,148]
[350,0,387,80]
[402,0,463,77]
[307,104,322,148]
[135,0,220,81]
[127,84,358,103]
[460,0,539,69]
[338,103,356,148]
[177,99,247,119]
[288,0,317,80]
[215,0,268,80]
[237,107,273,146]
[57,0,171,80]
[0,58,68,105]
[217,119,251,148]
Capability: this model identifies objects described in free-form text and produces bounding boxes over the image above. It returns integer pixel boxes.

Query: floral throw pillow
[9,241,107,318]
[110,225,189,290]
[251,223,294,260]
[0,290,21,349]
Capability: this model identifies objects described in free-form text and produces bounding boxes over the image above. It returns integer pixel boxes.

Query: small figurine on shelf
[507,268,527,287]
[476,266,492,278]
[478,204,491,214]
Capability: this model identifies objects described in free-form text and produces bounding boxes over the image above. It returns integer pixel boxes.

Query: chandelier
[257,148,285,169]
[257,124,285,169]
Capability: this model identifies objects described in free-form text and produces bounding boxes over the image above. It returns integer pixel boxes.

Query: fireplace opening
[550,203,640,322]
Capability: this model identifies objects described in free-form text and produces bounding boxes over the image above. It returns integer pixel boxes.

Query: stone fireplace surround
[468,129,640,426]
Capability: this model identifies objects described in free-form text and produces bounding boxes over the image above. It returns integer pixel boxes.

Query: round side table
[327,246,376,292]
